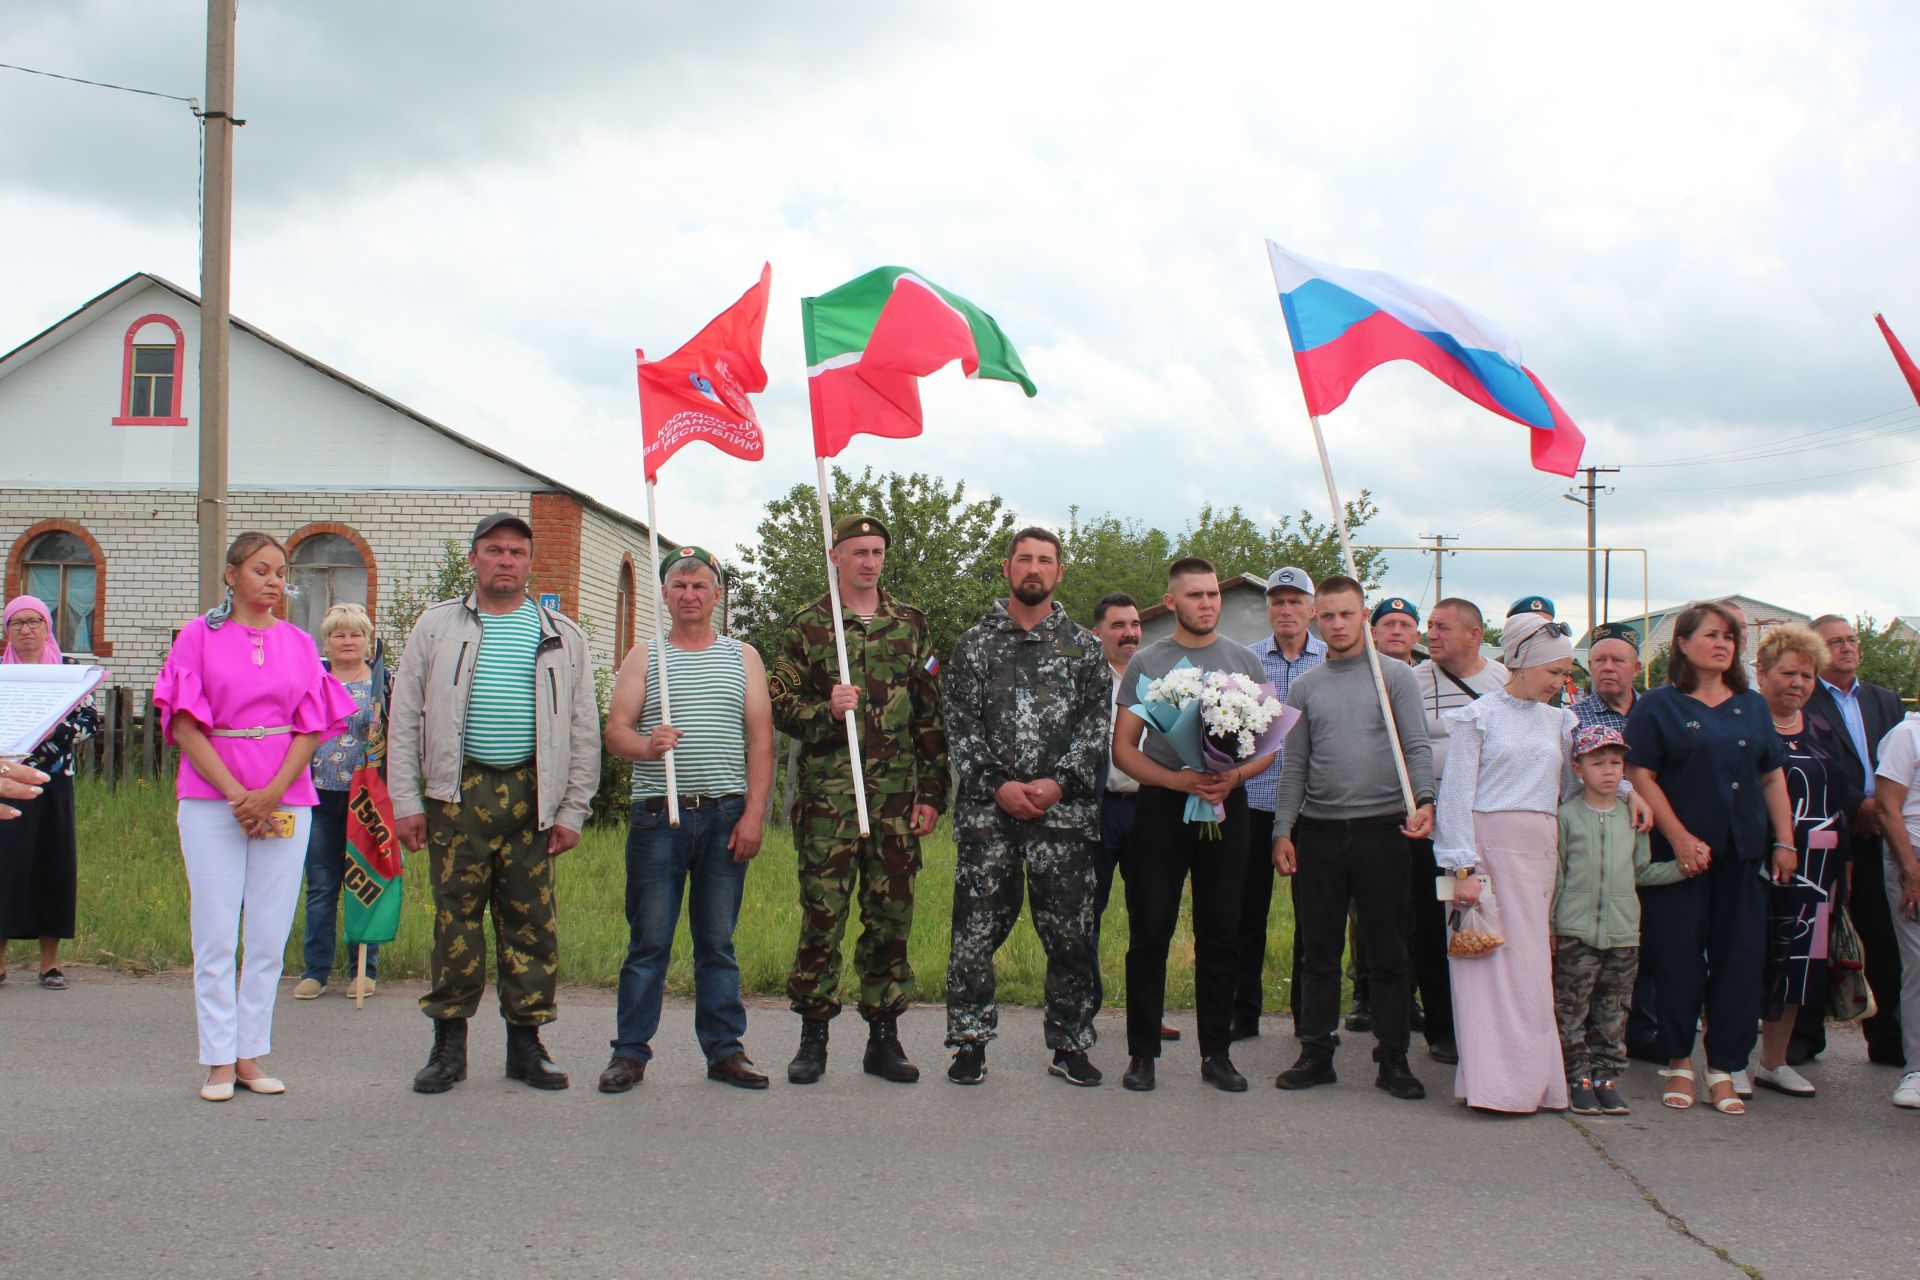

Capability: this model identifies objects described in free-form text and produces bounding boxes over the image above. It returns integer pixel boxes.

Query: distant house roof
[1576,592,1810,654]
[0,272,659,537]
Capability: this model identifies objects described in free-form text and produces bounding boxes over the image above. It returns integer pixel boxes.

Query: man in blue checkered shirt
[1233,566,1326,1040]
[1571,622,1643,735]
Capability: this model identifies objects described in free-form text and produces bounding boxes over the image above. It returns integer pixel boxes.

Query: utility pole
[197,0,239,610]
[1418,532,1455,603]
[1563,466,1619,641]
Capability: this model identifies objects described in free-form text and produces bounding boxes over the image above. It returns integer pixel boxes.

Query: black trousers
[1232,808,1277,1023]
[1124,784,1247,1058]
[1793,835,1906,1061]
[1293,814,1411,1060]
[1407,837,1454,1045]
[1639,851,1766,1072]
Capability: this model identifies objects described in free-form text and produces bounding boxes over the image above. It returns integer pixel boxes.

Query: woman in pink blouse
[153,532,356,1101]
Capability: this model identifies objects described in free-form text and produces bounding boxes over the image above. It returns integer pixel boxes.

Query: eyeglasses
[5,616,47,632]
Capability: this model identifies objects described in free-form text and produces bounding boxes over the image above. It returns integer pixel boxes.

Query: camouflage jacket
[770,589,949,835]
[943,600,1109,839]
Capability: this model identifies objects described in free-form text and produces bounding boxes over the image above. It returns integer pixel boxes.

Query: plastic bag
[1447,903,1505,958]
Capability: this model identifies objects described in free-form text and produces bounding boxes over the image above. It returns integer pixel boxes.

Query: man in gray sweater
[1271,574,1436,1099]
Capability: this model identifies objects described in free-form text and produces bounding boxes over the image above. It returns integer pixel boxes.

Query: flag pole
[354,944,367,1010]
[812,455,872,837]
[644,478,681,828]
[1307,412,1419,818]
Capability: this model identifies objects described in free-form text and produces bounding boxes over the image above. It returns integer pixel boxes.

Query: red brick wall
[529,492,582,619]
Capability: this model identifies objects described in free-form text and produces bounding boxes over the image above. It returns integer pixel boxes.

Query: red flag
[1876,313,1920,408]
[638,264,771,480]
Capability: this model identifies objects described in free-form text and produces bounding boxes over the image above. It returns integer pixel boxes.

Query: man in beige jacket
[389,512,601,1093]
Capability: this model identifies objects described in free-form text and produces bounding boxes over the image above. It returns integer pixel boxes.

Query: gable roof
[0,272,659,538]
[1575,592,1810,649]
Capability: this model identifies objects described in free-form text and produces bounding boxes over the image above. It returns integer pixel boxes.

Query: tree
[732,466,1016,662]
[1856,614,1920,699]
[1054,506,1174,623]
[380,538,474,664]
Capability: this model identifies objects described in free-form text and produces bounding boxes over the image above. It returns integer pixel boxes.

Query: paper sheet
[0,664,109,758]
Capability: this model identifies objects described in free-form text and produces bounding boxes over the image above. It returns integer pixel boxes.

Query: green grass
[16,776,1305,1012]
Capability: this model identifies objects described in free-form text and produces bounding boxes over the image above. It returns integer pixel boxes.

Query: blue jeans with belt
[611,795,750,1066]
[301,788,379,982]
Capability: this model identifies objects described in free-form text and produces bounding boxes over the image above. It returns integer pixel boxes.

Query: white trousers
[178,799,311,1065]
[1885,854,1920,1069]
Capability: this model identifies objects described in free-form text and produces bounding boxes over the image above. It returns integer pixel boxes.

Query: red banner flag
[638,264,771,480]
[1875,313,1920,408]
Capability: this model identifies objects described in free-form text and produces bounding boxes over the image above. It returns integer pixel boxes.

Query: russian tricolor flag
[1267,242,1586,477]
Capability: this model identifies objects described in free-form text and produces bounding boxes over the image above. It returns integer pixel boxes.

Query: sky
[5,0,1919,638]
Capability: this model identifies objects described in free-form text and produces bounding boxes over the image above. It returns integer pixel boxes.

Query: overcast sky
[6,1,1919,635]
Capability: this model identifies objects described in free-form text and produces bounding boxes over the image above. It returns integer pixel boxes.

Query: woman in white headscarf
[1432,613,1644,1112]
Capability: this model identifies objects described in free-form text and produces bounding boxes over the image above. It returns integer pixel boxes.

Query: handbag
[1826,905,1877,1024]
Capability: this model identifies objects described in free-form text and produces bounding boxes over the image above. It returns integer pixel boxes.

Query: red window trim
[112,313,189,426]
[282,522,379,626]
[4,519,112,658]
[616,554,637,658]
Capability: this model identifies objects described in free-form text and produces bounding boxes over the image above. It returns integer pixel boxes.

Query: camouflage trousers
[946,831,1099,1052]
[1552,938,1638,1082]
[787,825,920,1021]
[420,762,558,1026]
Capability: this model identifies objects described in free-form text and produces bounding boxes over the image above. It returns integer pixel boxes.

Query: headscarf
[2,595,62,664]
[1501,611,1572,670]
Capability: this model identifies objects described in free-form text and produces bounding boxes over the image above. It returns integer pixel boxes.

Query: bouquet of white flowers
[1132,659,1300,828]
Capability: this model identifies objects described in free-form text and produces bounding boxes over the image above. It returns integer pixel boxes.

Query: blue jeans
[611,796,750,1065]
[301,789,379,982]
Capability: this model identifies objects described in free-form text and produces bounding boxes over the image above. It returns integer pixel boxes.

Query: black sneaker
[1569,1078,1602,1115]
[1592,1079,1629,1115]
[1049,1050,1102,1087]
[1201,1055,1248,1093]
[1275,1049,1337,1090]
[948,1041,987,1085]
[1374,1055,1426,1100]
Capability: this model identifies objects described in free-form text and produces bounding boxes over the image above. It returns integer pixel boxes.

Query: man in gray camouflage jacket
[941,528,1112,1087]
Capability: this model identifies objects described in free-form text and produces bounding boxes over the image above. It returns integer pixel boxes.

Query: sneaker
[1730,1068,1753,1099]
[948,1042,987,1085]
[1592,1079,1630,1115]
[1568,1078,1602,1115]
[1892,1071,1920,1109]
[1754,1062,1815,1097]
[1049,1050,1102,1087]
[293,978,325,1000]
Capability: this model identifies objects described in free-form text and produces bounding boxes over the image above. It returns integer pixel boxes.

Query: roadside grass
[15,776,1306,1012]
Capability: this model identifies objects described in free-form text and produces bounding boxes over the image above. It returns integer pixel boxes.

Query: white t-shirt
[1873,713,1920,838]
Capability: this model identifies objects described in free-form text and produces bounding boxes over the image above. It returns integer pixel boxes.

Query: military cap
[1508,595,1556,619]
[832,513,890,547]
[660,545,724,585]
[1371,597,1419,626]
[1588,620,1641,652]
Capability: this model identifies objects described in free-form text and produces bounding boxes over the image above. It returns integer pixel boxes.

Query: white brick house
[0,273,669,689]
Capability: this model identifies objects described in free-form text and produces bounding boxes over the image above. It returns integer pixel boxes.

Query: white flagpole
[1307,413,1419,818]
[812,455,872,837]
[644,478,680,828]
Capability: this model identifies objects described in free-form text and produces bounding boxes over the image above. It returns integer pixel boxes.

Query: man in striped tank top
[598,547,775,1093]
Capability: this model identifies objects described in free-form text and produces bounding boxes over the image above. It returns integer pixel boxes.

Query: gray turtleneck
[1271,649,1436,837]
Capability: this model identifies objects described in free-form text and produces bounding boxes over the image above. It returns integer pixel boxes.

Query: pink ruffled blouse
[153,617,357,806]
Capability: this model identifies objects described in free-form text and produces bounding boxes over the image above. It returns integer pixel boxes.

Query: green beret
[1589,621,1641,652]
[660,545,723,585]
[832,513,890,547]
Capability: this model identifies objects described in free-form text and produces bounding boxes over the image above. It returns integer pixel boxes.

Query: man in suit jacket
[1797,614,1907,1066]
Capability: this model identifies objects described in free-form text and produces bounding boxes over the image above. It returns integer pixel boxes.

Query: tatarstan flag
[342,727,404,947]
[802,267,1036,458]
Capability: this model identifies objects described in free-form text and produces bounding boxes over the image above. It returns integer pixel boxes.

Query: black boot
[1375,1054,1426,1100]
[1275,1046,1337,1090]
[862,1015,920,1083]
[504,1023,569,1090]
[788,1018,830,1085]
[412,1018,468,1094]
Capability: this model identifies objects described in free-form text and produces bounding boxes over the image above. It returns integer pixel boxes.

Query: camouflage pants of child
[419,762,559,1026]
[787,824,920,1022]
[1553,938,1638,1082]
[946,832,1098,1053]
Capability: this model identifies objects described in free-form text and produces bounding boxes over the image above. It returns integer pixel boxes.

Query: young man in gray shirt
[1271,574,1435,1100]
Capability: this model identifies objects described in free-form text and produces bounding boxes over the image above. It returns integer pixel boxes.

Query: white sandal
[1702,1069,1746,1114]
[1657,1067,1695,1109]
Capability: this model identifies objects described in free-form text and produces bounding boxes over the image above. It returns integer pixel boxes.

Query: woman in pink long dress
[1433,613,1645,1113]
[153,532,356,1102]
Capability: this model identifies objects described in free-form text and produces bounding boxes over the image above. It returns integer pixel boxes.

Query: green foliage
[1647,643,1671,689]
[380,538,474,663]
[1054,507,1174,622]
[1855,614,1920,700]
[732,466,1015,662]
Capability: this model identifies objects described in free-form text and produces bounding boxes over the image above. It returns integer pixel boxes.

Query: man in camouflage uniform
[770,513,948,1084]
[942,528,1110,1086]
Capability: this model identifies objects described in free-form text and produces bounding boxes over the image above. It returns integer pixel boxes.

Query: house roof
[1575,592,1810,649]
[0,272,660,539]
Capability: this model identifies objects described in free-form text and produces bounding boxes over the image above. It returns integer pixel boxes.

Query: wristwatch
[1453,866,1476,880]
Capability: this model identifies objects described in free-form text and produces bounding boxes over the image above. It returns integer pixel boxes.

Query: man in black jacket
[1797,614,1907,1066]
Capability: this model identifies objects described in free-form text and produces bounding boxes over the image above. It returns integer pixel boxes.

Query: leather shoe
[1159,1022,1181,1041]
[1375,1055,1426,1100]
[1122,1056,1156,1092]
[707,1052,769,1090]
[1428,1038,1459,1066]
[1201,1055,1248,1093]
[598,1054,647,1093]
[1229,1015,1260,1041]
[1275,1049,1337,1090]
[1343,1002,1373,1033]
[1784,1038,1817,1068]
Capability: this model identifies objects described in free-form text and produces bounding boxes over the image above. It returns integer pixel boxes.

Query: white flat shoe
[235,1073,285,1095]
[1730,1068,1754,1099]
[200,1076,235,1102]
[1755,1063,1815,1097]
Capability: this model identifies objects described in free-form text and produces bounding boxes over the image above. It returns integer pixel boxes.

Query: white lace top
[1433,690,1578,870]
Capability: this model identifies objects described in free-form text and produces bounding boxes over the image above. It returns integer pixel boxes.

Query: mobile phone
[1435,874,1492,901]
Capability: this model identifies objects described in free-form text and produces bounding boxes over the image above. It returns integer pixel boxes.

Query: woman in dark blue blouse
[1625,602,1795,1115]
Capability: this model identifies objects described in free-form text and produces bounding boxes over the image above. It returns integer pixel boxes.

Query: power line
[1625,453,1920,491]
[1617,403,1919,469]
[0,61,199,108]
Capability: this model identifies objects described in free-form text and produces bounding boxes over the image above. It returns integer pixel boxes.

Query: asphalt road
[2,969,1913,1279]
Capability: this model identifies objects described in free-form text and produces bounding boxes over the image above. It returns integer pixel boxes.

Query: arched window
[21,531,99,652]
[288,533,368,641]
[616,556,637,659]
[112,314,188,426]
